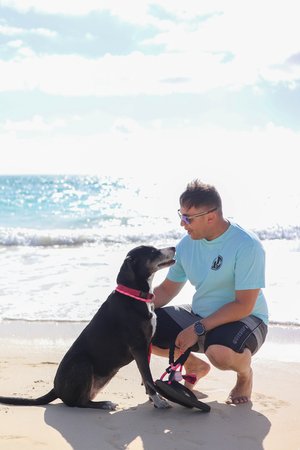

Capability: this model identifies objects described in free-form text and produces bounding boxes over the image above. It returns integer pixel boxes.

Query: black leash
[165,343,194,383]
[155,342,211,412]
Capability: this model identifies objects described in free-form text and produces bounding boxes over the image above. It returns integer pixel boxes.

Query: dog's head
[116,245,175,289]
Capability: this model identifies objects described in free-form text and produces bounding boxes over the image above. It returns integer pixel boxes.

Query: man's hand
[175,324,198,353]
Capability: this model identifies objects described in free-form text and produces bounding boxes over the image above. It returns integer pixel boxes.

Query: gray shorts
[152,304,268,355]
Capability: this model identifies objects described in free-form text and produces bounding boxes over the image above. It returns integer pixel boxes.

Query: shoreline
[1,319,300,363]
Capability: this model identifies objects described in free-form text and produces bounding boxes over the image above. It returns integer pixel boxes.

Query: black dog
[0,245,175,410]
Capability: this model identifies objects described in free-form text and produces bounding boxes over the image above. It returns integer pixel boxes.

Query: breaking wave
[0,224,299,247]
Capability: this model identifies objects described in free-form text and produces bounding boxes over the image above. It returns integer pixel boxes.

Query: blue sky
[1,0,300,177]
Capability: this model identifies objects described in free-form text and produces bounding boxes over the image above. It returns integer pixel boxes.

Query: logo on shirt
[211,255,223,270]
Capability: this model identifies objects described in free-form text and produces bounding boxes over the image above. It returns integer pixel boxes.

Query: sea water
[0,174,299,326]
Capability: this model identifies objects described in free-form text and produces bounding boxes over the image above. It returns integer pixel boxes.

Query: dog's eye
[151,249,160,259]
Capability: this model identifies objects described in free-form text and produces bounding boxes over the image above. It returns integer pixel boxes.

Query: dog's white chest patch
[147,303,157,337]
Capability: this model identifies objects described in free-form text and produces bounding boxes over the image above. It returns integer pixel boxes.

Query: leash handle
[159,342,197,386]
[169,342,191,367]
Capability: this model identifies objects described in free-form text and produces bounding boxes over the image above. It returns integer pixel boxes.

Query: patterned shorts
[152,304,268,355]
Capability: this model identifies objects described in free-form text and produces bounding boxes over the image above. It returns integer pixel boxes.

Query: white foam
[0,225,299,247]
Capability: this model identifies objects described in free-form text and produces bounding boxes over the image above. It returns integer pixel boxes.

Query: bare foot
[226,368,253,405]
[183,359,210,390]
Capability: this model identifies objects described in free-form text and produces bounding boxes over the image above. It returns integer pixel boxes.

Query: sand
[0,321,299,450]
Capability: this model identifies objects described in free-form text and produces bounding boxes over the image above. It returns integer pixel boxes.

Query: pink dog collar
[115,284,155,303]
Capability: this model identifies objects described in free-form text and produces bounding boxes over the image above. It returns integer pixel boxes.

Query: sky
[1,0,300,179]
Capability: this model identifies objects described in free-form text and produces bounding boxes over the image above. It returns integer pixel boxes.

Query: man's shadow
[44,399,271,450]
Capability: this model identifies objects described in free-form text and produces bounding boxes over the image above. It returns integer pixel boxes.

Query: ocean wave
[0,227,98,247]
[0,225,299,247]
[0,227,183,247]
[253,225,300,240]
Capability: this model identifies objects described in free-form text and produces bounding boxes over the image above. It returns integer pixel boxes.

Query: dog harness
[115,284,154,303]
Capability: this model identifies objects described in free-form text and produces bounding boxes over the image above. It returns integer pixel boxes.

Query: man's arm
[175,288,260,353]
[153,278,185,308]
[201,289,260,331]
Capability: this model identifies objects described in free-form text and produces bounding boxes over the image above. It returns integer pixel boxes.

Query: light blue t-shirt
[167,222,269,324]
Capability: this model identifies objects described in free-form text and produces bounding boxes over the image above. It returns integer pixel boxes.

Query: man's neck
[205,218,230,241]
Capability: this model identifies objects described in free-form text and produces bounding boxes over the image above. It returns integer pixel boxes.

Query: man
[152,179,268,404]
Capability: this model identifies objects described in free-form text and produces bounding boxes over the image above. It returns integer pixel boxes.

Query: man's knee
[205,344,236,370]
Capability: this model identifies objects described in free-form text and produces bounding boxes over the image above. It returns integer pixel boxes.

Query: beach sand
[0,322,299,450]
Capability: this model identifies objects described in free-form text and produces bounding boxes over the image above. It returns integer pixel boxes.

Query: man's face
[177,205,217,240]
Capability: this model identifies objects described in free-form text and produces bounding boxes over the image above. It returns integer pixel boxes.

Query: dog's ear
[116,256,136,284]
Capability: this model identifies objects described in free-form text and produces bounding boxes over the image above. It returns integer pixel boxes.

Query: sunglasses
[177,207,218,225]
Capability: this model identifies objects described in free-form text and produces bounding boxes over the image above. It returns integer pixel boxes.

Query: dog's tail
[0,388,57,406]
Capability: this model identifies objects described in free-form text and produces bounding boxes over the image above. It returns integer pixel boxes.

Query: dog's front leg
[131,348,170,409]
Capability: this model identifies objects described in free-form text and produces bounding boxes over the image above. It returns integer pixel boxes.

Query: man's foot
[226,368,253,405]
[184,358,210,390]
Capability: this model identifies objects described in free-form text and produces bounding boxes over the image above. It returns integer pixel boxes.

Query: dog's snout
[166,246,176,256]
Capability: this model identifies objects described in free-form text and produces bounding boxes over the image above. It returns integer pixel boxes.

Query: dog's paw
[101,401,118,411]
[150,393,171,409]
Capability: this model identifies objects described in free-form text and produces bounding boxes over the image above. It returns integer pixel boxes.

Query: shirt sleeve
[235,239,266,290]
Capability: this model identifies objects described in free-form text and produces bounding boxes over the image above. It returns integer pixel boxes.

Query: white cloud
[0,23,57,38]
[15,46,35,58]
[146,2,300,70]
[0,24,23,36]
[0,0,229,23]
[1,45,300,98]
[1,0,299,211]
[31,28,57,38]
[1,1,300,97]
[7,39,23,48]
[0,0,148,20]
[2,115,66,132]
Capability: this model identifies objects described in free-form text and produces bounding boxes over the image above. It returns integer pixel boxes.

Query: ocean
[0,174,299,327]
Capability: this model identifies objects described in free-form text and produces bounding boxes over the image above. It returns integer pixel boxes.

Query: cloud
[0,0,299,213]
[2,115,65,132]
[0,52,218,95]
[0,0,227,23]
[0,0,151,22]
[7,39,23,48]
[1,46,300,98]
[1,1,300,97]
[0,24,23,36]
[31,28,57,38]
[0,23,57,38]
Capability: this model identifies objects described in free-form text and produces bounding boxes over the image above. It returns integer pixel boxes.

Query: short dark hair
[179,179,222,210]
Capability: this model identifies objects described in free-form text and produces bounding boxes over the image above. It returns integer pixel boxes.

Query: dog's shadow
[44,399,271,450]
